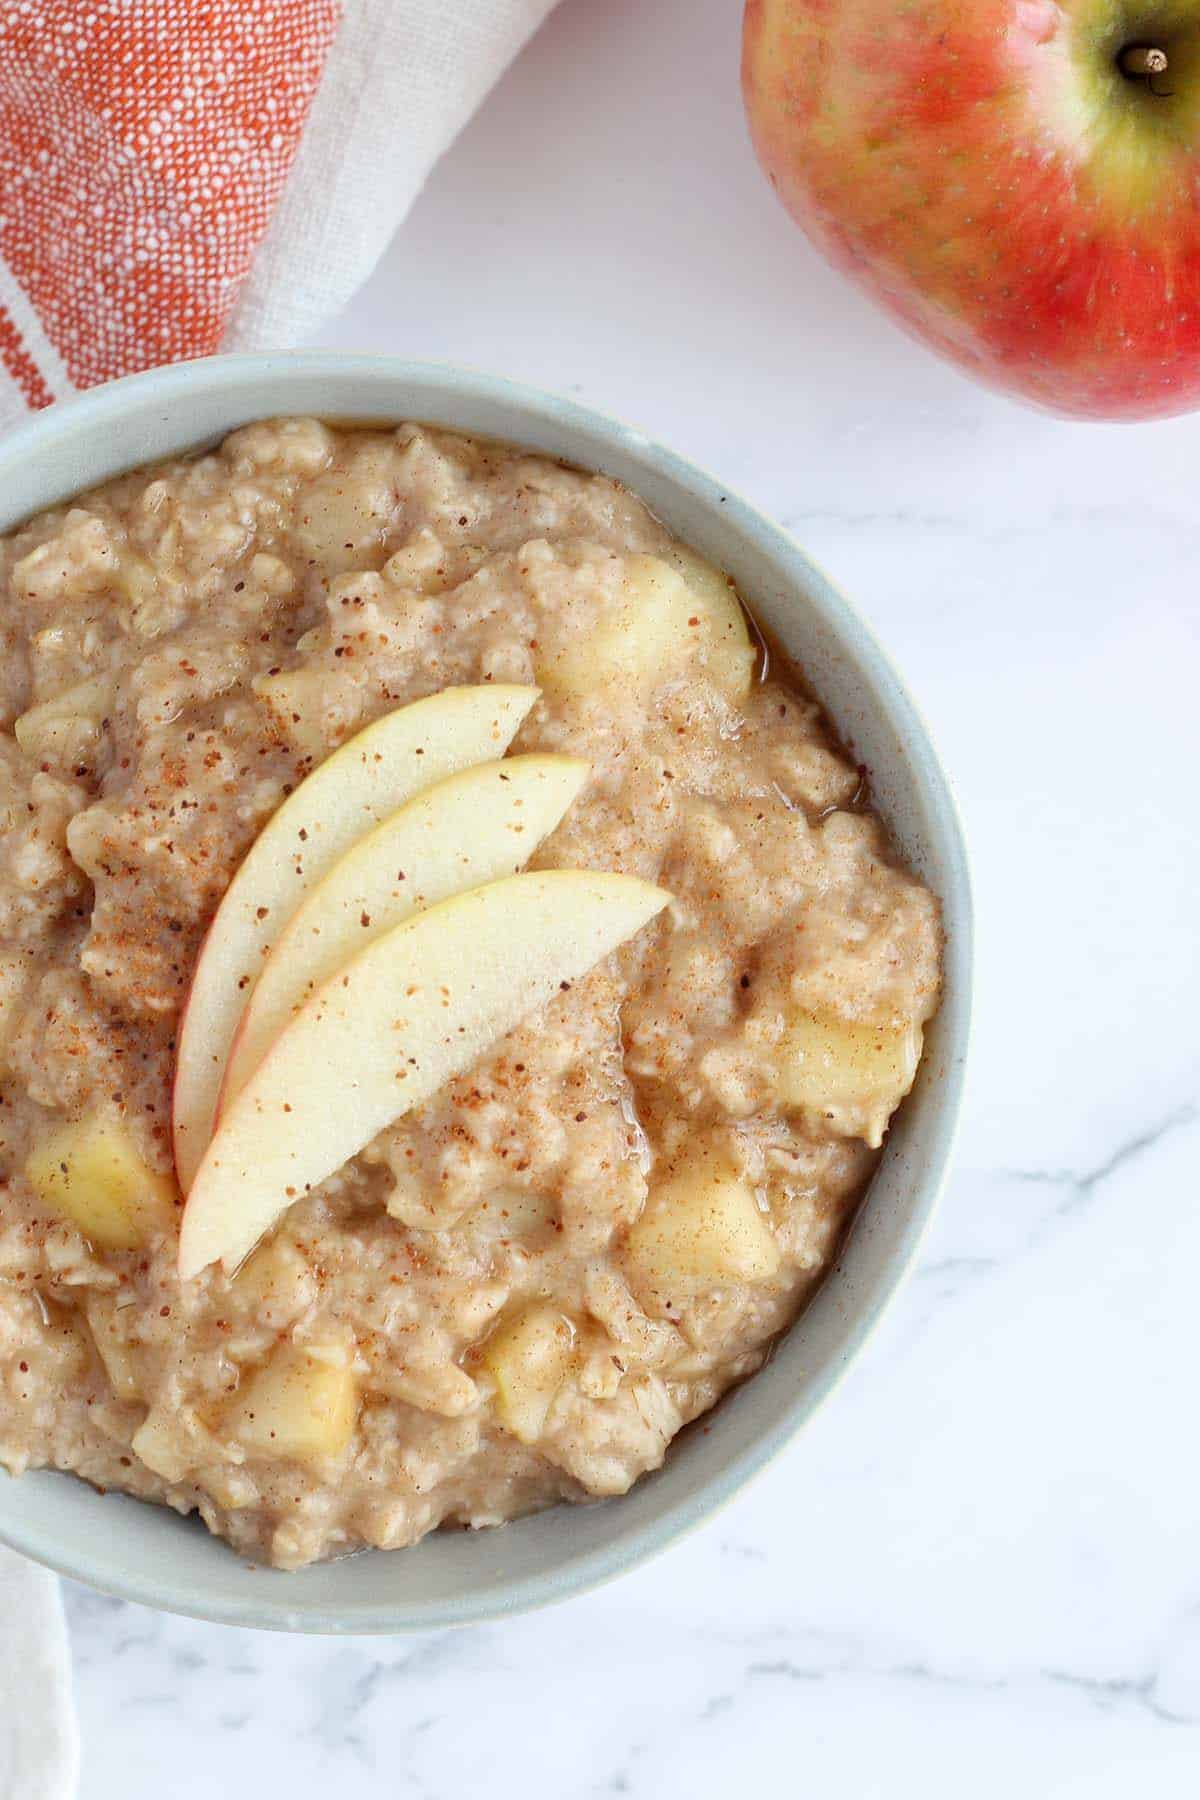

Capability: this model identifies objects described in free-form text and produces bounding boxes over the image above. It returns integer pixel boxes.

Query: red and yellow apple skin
[743,0,1200,419]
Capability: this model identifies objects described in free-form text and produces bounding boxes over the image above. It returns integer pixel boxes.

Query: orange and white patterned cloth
[0,0,558,422]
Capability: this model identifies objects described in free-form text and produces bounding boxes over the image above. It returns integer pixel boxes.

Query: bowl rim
[0,353,973,1631]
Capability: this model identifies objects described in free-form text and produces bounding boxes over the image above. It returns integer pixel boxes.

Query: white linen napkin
[0,0,559,418]
[0,1550,78,1800]
[228,0,561,351]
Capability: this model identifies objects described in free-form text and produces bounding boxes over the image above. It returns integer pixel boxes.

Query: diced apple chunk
[662,545,756,700]
[776,1011,922,1146]
[253,667,328,761]
[130,1404,224,1483]
[130,1410,192,1483]
[25,1111,177,1251]
[85,1293,143,1402]
[229,1344,358,1463]
[233,1237,316,1327]
[14,673,115,767]
[539,553,754,704]
[482,1304,577,1444]
[625,1150,781,1299]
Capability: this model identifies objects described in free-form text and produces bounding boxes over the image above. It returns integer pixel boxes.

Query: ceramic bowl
[0,354,972,1631]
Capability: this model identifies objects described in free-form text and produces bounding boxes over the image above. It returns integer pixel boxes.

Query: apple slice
[178,870,670,1278]
[218,755,589,1112]
[171,684,537,1192]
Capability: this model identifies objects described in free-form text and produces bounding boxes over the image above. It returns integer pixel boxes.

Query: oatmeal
[0,420,942,1568]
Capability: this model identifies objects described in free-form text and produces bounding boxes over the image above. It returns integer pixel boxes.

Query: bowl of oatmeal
[0,354,970,1630]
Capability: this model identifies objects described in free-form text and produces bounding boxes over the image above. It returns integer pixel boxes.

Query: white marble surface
[63,0,1200,1793]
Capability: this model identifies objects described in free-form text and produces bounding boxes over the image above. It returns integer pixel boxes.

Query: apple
[481,1304,578,1443]
[218,753,591,1109]
[227,1345,358,1464]
[85,1293,145,1400]
[775,1009,922,1148]
[25,1109,177,1252]
[743,0,1200,419]
[171,684,538,1192]
[178,870,670,1278]
[623,1148,782,1298]
[539,552,755,704]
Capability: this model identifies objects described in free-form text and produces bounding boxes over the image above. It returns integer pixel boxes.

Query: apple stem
[1118,44,1169,78]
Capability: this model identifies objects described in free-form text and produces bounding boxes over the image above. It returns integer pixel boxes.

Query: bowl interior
[0,356,971,1631]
